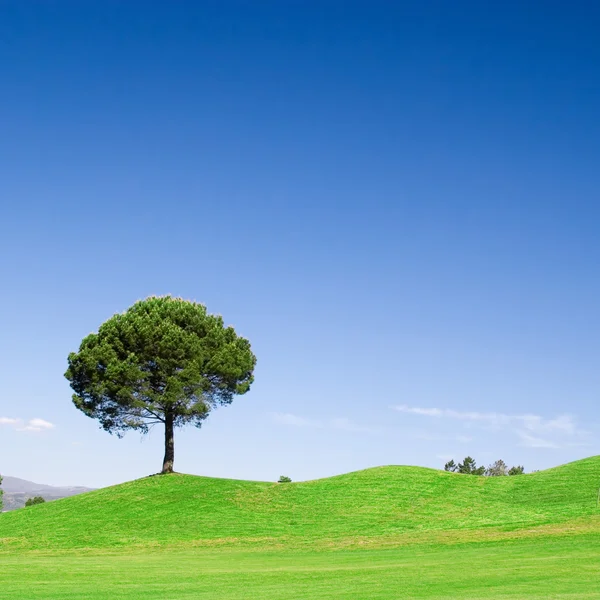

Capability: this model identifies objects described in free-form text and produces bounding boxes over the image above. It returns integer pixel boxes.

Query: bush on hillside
[25,496,46,507]
[278,476,292,483]
[508,465,525,475]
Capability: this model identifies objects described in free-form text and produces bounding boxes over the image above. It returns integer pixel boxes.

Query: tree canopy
[65,296,256,474]
[458,456,486,475]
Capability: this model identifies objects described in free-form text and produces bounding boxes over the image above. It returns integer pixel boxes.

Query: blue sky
[1,1,599,488]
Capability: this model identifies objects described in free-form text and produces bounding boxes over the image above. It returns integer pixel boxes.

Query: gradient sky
[1,1,599,488]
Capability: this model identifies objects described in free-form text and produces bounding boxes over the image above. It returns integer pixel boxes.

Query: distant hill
[0,456,599,551]
[1,476,94,511]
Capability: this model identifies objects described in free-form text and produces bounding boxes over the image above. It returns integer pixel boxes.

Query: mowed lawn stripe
[1,537,600,599]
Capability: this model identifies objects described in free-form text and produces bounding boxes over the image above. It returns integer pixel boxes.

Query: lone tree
[65,296,256,474]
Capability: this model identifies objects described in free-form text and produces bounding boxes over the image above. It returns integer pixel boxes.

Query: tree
[508,465,525,475]
[25,496,45,506]
[65,296,256,474]
[486,459,509,477]
[444,459,458,472]
[278,475,292,483]
[458,456,486,476]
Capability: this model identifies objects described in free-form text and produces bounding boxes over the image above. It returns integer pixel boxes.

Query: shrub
[25,496,46,507]
[508,465,525,475]
[278,475,292,483]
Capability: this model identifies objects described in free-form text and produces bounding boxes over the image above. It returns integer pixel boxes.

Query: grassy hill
[2,455,599,552]
[2,457,600,599]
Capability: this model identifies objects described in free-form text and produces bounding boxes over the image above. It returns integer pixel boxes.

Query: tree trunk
[162,414,175,474]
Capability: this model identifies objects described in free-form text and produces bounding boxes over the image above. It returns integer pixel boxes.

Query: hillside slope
[1,456,599,551]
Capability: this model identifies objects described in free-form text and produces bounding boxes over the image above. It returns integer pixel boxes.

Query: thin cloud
[517,432,559,449]
[393,405,577,433]
[392,404,586,449]
[19,418,55,432]
[1,417,55,433]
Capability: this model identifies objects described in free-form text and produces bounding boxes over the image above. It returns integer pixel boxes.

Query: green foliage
[65,296,256,473]
[25,496,46,507]
[457,456,486,475]
[278,475,292,483]
[444,460,457,472]
[509,465,525,475]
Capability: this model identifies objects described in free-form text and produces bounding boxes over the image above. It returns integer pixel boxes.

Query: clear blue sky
[1,1,599,488]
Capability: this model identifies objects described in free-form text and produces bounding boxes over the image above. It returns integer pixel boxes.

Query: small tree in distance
[486,459,509,476]
[25,496,45,506]
[65,296,256,474]
[508,465,525,475]
[458,456,486,475]
[444,460,458,472]
[278,475,292,483]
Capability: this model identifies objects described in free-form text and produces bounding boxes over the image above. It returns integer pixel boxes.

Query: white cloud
[28,418,54,430]
[401,406,444,417]
[392,404,586,449]
[1,417,55,433]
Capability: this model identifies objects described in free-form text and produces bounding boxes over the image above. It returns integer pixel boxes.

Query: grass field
[1,456,599,598]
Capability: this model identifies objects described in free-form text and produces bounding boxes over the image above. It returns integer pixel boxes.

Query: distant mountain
[1,476,94,511]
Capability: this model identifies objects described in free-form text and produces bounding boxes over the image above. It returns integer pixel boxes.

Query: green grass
[1,456,599,598]
[2,537,600,599]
